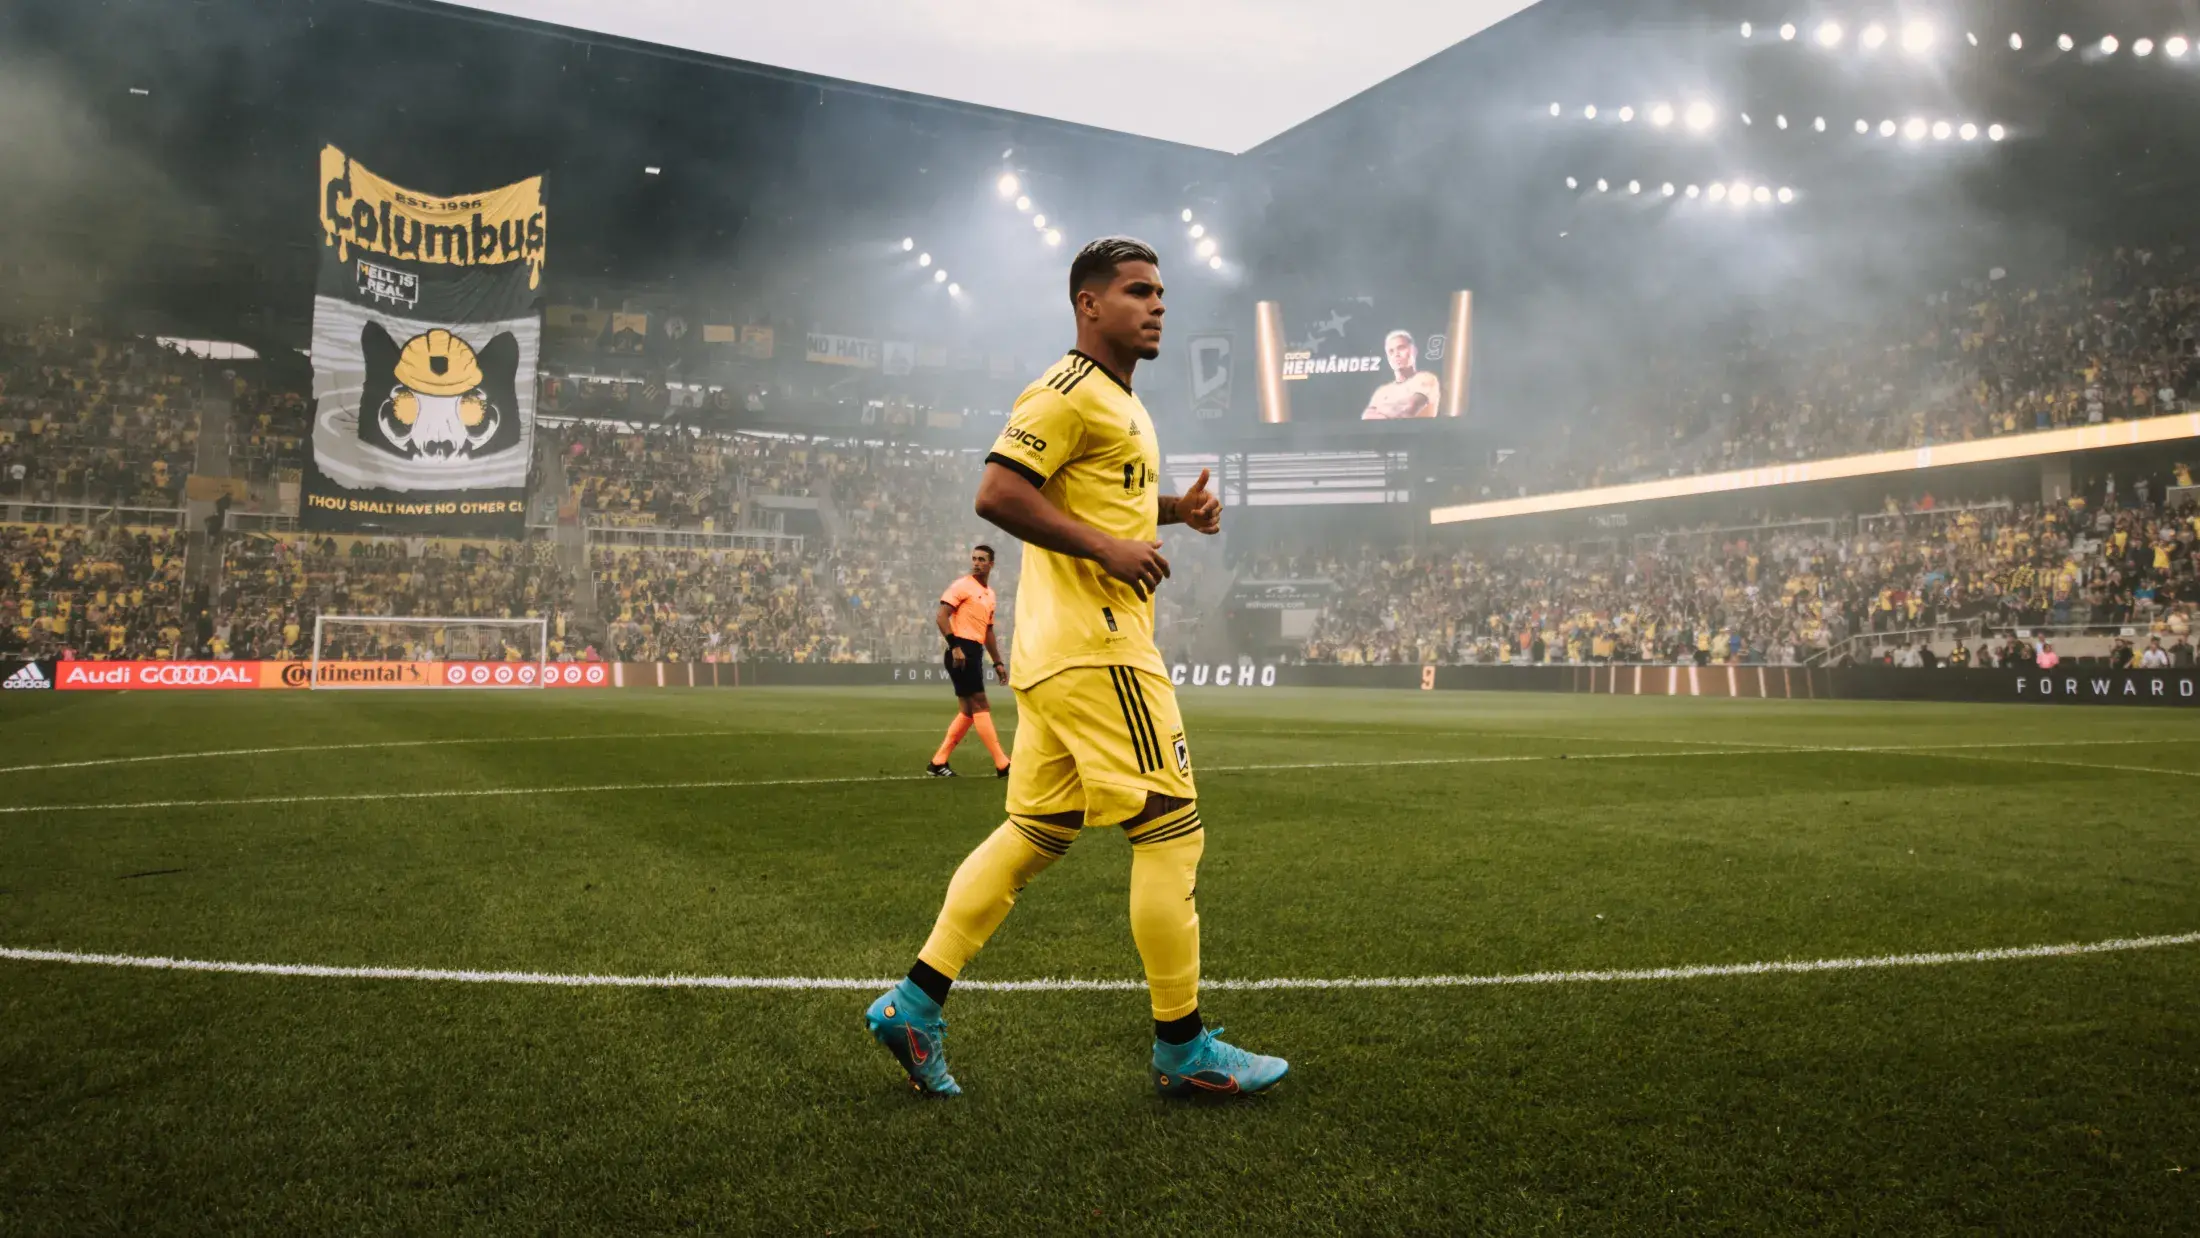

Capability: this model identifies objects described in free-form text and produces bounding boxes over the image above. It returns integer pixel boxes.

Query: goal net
[309,615,550,689]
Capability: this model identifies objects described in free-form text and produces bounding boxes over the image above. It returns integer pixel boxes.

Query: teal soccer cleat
[865,979,961,1096]
[1152,1027,1289,1097]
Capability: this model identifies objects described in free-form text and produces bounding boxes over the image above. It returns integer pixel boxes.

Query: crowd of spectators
[0,523,189,660]
[213,534,576,660]
[0,321,204,509]
[1484,248,2200,501]
[1280,489,2200,667]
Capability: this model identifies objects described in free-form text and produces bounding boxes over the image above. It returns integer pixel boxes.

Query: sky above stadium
[440,0,1539,153]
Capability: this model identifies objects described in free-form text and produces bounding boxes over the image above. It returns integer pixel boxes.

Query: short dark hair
[1069,236,1159,301]
[973,543,996,560]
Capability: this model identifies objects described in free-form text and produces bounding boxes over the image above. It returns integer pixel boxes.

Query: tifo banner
[805,333,878,368]
[305,145,546,536]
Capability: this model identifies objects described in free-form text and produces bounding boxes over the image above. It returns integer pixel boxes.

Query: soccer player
[1360,329,1442,419]
[866,237,1287,1099]
[927,544,1011,778]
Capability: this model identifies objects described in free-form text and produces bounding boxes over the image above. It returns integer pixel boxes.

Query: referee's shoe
[926,761,958,777]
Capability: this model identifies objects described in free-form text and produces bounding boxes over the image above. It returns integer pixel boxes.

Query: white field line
[2,931,2192,994]
[0,728,935,777]
[0,741,2187,816]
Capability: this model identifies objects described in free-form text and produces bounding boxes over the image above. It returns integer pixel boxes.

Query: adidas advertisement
[2,659,55,690]
[303,145,546,535]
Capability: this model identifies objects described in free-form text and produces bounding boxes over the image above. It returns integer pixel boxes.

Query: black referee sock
[907,960,953,1007]
[1155,1010,1204,1046]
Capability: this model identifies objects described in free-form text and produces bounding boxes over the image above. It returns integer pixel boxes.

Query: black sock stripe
[1125,671,1165,771]
[1130,817,1203,847]
[1011,822,1071,855]
[1122,802,1197,841]
[1108,668,1153,772]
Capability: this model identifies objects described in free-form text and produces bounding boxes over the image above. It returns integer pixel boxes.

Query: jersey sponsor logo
[1000,426,1048,454]
[2,661,51,690]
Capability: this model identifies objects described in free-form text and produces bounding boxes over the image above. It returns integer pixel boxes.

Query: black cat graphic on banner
[302,145,546,534]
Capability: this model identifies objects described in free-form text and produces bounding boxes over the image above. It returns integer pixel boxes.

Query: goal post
[309,615,551,689]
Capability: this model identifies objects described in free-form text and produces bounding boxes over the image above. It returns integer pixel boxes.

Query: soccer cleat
[994,763,1011,779]
[865,980,961,1096]
[1151,1027,1288,1098]
[926,762,958,778]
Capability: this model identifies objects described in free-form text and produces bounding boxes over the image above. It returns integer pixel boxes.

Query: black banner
[302,146,545,535]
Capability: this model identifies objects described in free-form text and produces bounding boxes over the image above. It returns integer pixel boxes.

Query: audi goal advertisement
[45,660,610,690]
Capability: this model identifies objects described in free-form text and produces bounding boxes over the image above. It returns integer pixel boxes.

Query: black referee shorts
[944,637,988,697]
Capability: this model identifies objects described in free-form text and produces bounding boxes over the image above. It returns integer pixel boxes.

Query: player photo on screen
[1253,291,1471,425]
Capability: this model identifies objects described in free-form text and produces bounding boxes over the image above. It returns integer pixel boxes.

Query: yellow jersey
[986,349,1166,690]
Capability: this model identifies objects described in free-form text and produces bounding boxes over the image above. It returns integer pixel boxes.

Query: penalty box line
[2,932,2194,994]
[1,743,2196,816]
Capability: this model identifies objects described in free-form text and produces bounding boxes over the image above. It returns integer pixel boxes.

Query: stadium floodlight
[643,165,661,176]
[1584,104,1598,119]
[1196,238,1218,258]
[1181,207,1195,221]
[1901,21,1934,53]
[1661,182,1676,196]
[1740,21,1751,38]
[1856,118,1870,133]
[310,616,549,690]
[1707,182,1727,202]
[1628,180,1641,194]
[1814,116,1828,132]
[2009,33,2023,50]
[1685,101,1715,130]
[1731,181,1751,203]
[1741,113,1753,126]
[2099,35,2118,55]
[1044,229,1062,245]
[1880,119,1897,136]
[997,173,1019,197]
[1932,120,1952,139]
[2057,34,2074,52]
[1189,223,1206,238]
[1752,185,1772,203]
[1816,21,1843,47]
[1032,214,1046,229]
[1959,122,1979,140]
[1566,176,1579,189]
[1966,31,1978,47]
[1685,183,1700,198]
[934,268,947,282]
[1861,23,1887,50]
[947,282,960,296]
[1619,106,1635,122]
[1988,123,2006,140]
[1015,195,1032,212]
[1776,114,1788,129]
[2170,36,2191,58]
[2135,38,2155,57]
[1904,118,1926,140]
[1595,178,1609,192]
[901,237,914,251]
[1207,255,1223,270]
[918,252,932,267]
[1776,186,1795,203]
[1549,101,1562,116]
[1780,22,1796,40]
[1650,102,1675,127]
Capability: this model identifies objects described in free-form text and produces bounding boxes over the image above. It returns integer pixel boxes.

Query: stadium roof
[438,0,1543,154]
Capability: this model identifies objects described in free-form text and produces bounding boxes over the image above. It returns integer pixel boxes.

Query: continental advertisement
[304,146,546,536]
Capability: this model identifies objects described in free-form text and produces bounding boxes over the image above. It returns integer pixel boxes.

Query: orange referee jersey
[940,574,996,642]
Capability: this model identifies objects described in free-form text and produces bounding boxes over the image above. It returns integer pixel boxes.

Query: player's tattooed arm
[1157,468,1221,534]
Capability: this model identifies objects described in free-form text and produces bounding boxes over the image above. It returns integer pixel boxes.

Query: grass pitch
[1,685,2196,1234]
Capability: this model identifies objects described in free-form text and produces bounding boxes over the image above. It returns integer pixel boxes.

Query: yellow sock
[1126,804,1204,1021]
[971,711,1008,768]
[916,817,1078,978]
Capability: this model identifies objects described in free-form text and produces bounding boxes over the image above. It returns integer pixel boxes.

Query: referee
[927,544,1010,777]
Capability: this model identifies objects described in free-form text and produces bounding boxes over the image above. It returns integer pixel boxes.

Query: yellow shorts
[1007,665,1196,828]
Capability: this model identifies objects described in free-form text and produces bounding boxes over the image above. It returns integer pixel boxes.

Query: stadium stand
[0,320,204,509]
[0,523,189,660]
